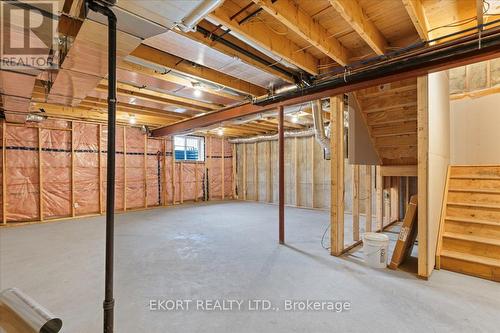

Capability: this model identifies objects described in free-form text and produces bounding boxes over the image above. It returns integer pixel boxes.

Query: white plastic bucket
[363,232,389,268]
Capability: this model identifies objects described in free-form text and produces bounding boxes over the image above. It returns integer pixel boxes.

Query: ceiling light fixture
[129,114,137,125]
[217,127,224,136]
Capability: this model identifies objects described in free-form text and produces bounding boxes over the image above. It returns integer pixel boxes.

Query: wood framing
[131,45,267,97]
[243,144,247,200]
[99,124,103,214]
[254,142,258,201]
[252,0,348,66]
[294,137,299,206]
[210,3,319,75]
[329,0,387,55]
[352,165,360,241]
[123,126,127,211]
[144,134,148,208]
[417,75,429,278]
[365,165,372,232]
[232,144,237,199]
[331,95,345,255]
[311,137,315,208]
[402,0,429,41]
[171,138,176,204]
[162,140,167,206]
[266,141,272,203]
[221,138,225,200]
[71,122,75,217]
[38,128,43,221]
[380,165,418,177]
[376,166,383,231]
[2,121,6,224]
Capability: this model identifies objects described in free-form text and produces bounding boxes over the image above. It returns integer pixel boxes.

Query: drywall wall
[427,71,451,276]
[450,93,500,164]
[0,119,233,224]
[348,96,379,165]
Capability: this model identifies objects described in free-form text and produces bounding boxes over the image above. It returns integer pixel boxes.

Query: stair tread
[450,175,500,180]
[443,232,500,246]
[440,250,500,268]
[445,216,500,226]
[448,188,500,194]
[447,201,500,209]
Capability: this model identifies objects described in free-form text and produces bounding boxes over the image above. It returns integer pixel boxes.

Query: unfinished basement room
[1,0,500,332]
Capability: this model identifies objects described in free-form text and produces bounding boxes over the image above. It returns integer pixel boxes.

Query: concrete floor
[1,201,499,332]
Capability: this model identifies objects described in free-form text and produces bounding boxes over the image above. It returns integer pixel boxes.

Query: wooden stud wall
[0,120,233,226]
[235,136,331,210]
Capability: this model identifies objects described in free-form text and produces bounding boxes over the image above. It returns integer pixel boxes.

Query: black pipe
[85,1,116,332]
[195,25,301,83]
[254,27,500,106]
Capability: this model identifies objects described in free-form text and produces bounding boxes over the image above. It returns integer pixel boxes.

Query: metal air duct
[311,99,331,160]
[178,0,224,32]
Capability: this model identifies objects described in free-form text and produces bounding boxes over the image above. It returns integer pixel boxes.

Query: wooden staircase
[437,165,500,282]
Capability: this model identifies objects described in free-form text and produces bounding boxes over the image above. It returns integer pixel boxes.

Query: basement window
[174,135,205,162]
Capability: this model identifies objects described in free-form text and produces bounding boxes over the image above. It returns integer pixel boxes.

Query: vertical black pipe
[104,11,117,333]
[278,105,284,244]
[85,1,117,332]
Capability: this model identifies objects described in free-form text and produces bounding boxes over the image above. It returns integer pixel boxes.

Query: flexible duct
[312,99,331,160]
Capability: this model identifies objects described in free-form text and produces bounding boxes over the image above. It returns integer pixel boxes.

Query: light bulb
[217,128,224,136]
[129,114,137,125]
[291,114,299,123]
[194,88,202,98]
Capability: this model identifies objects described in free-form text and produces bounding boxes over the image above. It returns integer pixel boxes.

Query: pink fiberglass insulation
[147,138,163,207]
[0,122,3,222]
[41,128,71,219]
[224,142,233,198]
[102,125,125,211]
[5,126,39,221]
[125,128,145,209]
[165,137,173,204]
[182,163,196,201]
[209,138,222,199]
[174,162,181,203]
[73,123,100,215]
[196,163,205,199]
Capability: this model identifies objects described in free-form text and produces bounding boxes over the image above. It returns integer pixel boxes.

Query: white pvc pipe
[178,0,224,32]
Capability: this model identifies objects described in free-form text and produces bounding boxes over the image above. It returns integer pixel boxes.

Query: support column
[365,165,372,232]
[330,95,344,256]
[2,121,6,224]
[376,166,383,231]
[278,105,285,244]
[352,165,360,241]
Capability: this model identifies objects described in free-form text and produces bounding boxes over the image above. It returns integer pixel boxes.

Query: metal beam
[152,29,500,137]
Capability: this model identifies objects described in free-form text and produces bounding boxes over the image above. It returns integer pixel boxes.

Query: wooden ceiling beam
[477,0,484,30]
[119,60,244,101]
[402,0,429,41]
[329,0,387,55]
[251,0,349,66]
[95,83,212,114]
[131,44,267,97]
[210,3,320,75]
[178,20,295,83]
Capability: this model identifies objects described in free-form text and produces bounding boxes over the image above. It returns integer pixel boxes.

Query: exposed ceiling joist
[151,29,500,137]
[329,0,387,55]
[118,61,244,101]
[402,0,429,41]
[179,20,296,83]
[95,83,214,114]
[209,3,319,75]
[251,0,349,66]
[477,0,484,30]
[131,44,267,97]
